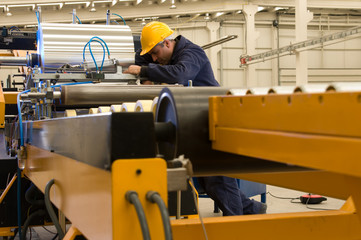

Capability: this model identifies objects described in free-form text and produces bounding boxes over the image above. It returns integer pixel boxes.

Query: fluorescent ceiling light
[257,6,265,12]
[94,0,113,3]
[89,2,96,11]
[213,12,224,18]
[8,4,35,8]
[170,0,176,9]
[204,13,210,20]
[37,3,64,9]
[65,2,91,7]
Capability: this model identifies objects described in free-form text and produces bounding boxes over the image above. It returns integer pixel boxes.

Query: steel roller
[155,87,308,176]
[60,84,182,106]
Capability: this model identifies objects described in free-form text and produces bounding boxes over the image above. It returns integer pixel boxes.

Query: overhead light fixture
[37,2,64,9]
[65,2,91,8]
[170,0,176,9]
[204,13,210,20]
[235,10,242,14]
[141,18,146,26]
[8,4,36,11]
[5,6,12,17]
[212,12,224,18]
[89,2,96,12]
[257,6,265,12]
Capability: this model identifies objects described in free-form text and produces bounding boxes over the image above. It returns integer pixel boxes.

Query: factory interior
[1,0,361,239]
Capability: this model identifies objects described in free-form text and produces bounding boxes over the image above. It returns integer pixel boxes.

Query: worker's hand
[123,65,141,76]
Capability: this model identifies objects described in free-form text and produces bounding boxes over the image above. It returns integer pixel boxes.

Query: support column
[206,22,221,82]
[243,5,260,87]
[295,0,313,85]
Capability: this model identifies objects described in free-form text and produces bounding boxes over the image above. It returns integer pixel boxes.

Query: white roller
[121,102,136,112]
[268,86,297,94]
[151,97,159,116]
[97,106,111,113]
[110,104,123,112]
[326,82,361,92]
[135,100,153,112]
[65,109,77,117]
[294,84,329,93]
[227,89,248,96]
[89,108,98,114]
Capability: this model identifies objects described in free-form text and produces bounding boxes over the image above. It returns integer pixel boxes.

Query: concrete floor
[12,185,346,239]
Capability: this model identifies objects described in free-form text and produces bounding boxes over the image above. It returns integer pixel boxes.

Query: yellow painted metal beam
[4,92,19,104]
[0,85,5,129]
[24,145,113,240]
[63,226,83,240]
[228,171,358,200]
[0,174,17,204]
[0,227,14,237]
[112,158,168,240]
[214,127,361,178]
[209,92,361,179]
[172,199,361,240]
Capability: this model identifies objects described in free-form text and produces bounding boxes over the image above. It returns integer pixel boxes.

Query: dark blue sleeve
[135,49,154,66]
[145,48,207,85]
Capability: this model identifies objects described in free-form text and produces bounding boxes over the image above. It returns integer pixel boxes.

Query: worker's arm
[123,49,154,75]
[140,47,207,85]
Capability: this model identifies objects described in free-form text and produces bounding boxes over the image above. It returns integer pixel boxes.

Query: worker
[124,21,266,215]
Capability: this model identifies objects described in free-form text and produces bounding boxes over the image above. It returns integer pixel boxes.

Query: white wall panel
[222,70,246,88]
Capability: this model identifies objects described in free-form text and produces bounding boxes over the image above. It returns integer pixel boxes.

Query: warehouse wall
[159,13,361,88]
[2,11,361,89]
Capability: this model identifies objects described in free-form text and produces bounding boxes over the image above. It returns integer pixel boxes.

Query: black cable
[20,209,46,240]
[125,191,151,240]
[45,179,65,240]
[267,191,299,200]
[146,191,173,240]
[51,233,59,240]
[25,183,45,207]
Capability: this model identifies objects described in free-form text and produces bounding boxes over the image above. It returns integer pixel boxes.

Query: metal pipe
[0,57,27,66]
[106,10,110,25]
[72,9,76,24]
[60,84,183,106]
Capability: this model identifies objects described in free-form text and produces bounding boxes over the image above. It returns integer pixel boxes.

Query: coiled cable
[45,179,65,240]
[125,191,150,240]
[146,191,172,240]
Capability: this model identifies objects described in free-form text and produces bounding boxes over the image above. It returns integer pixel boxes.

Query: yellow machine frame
[17,89,361,239]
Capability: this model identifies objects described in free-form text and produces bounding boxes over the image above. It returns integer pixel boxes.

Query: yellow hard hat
[140,21,174,55]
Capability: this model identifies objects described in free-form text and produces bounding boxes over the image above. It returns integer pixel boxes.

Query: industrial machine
[1,17,361,240]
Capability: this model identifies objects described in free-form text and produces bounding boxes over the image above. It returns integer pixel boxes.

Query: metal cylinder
[0,56,27,66]
[60,84,183,106]
[155,87,307,176]
[38,23,135,70]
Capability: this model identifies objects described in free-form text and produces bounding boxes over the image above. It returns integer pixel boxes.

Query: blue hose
[88,36,110,56]
[112,13,126,25]
[83,37,110,72]
[35,11,40,25]
[16,89,30,240]
[51,81,93,89]
[17,167,22,239]
[15,81,92,239]
[76,15,82,24]
[17,90,30,147]
[83,40,106,72]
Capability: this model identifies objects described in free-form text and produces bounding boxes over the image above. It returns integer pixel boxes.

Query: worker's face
[148,40,173,65]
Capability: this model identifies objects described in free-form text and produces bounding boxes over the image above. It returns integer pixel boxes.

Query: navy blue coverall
[136,35,263,215]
